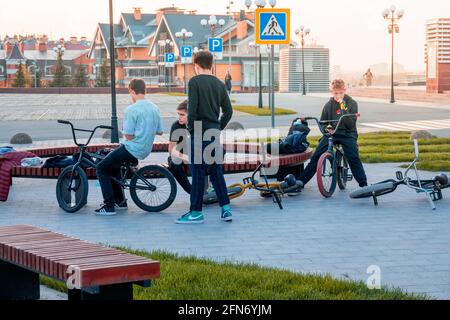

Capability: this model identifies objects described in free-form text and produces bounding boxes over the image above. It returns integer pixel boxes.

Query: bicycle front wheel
[350,182,396,199]
[56,165,89,213]
[316,152,337,198]
[129,165,177,212]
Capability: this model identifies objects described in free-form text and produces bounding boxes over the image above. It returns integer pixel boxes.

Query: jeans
[189,136,230,212]
[168,156,192,194]
[298,135,368,187]
[96,144,137,207]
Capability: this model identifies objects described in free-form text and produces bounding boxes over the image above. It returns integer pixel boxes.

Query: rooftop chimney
[134,7,142,21]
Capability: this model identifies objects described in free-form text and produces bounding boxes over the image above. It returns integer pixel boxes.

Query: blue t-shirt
[122,99,163,160]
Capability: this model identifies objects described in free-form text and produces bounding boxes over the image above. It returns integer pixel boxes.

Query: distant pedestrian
[363,68,374,87]
[225,71,232,95]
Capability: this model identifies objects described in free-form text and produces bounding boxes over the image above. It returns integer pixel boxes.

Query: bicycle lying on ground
[350,139,449,210]
[300,113,360,198]
[55,120,177,213]
[203,154,304,210]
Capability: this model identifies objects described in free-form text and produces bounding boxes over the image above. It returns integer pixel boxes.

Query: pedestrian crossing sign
[256,8,290,45]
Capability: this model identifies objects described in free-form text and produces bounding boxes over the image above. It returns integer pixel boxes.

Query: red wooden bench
[0,225,160,300]
[11,142,313,179]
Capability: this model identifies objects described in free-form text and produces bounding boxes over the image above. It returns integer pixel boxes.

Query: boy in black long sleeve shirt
[176,51,234,224]
[298,79,368,188]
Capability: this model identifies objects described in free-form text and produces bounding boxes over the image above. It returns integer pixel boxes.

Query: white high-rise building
[279,45,330,93]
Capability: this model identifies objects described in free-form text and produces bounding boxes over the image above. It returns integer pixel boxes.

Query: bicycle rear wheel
[56,165,89,213]
[129,165,177,212]
[203,185,244,205]
[316,152,337,198]
[350,182,396,199]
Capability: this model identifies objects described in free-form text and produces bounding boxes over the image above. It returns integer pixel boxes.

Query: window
[0,65,4,75]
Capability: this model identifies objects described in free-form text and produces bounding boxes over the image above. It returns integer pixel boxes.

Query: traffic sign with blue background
[180,46,193,64]
[256,8,290,45]
[208,38,223,53]
[165,53,175,67]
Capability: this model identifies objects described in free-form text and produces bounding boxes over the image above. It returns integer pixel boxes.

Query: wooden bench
[0,225,160,300]
[11,142,313,179]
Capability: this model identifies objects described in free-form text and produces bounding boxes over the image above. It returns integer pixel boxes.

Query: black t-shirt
[169,121,189,158]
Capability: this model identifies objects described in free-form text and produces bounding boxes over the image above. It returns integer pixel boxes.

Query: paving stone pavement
[1,157,450,299]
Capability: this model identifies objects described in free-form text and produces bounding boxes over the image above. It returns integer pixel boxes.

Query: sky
[0,0,448,72]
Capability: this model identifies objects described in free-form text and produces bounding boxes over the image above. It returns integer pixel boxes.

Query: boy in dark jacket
[176,51,233,224]
[298,79,368,188]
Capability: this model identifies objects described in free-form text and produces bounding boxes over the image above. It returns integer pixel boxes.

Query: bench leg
[0,261,40,300]
[68,283,133,301]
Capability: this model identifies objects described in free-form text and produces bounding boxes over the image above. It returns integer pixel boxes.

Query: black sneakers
[95,205,116,216]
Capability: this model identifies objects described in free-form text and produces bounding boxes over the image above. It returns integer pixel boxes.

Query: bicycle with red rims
[300,113,360,198]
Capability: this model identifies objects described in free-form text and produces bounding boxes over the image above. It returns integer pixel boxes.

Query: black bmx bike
[55,120,177,213]
[300,113,360,197]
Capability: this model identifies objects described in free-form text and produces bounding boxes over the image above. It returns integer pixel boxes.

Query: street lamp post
[245,0,276,127]
[226,1,234,79]
[382,5,404,104]
[175,29,194,94]
[201,15,226,75]
[108,0,119,143]
[250,42,263,110]
[295,26,310,95]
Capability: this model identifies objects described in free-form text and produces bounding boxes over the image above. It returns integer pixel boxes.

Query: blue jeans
[189,136,230,212]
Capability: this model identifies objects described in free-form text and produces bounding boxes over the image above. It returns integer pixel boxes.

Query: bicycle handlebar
[300,113,360,136]
[57,120,116,147]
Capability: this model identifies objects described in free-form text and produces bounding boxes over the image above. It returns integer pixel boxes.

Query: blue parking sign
[208,38,223,53]
[165,53,175,67]
[181,46,193,64]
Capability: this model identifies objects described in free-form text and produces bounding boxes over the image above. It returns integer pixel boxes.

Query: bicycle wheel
[56,165,89,213]
[203,185,244,205]
[336,152,349,190]
[316,152,337,198]
[350,182,396,199]
[129,165,177,212]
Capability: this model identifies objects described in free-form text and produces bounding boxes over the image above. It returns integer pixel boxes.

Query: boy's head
[128,78,146,102]
[193,51,214,75]
[176,100,188,125]
[331,79,346,103]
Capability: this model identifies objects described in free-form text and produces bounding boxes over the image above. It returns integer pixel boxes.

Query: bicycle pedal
[396,171,404,180]
[346,174,353,181]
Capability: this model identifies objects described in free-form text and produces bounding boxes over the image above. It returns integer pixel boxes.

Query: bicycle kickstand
[372,191,378,206]
[426,192,436,211]
[272,192,283,210]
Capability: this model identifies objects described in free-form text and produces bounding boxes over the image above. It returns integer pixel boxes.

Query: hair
[177,100,188,112]
[128,78,146,95]
[331,79,346,90]
[193,51,214,70]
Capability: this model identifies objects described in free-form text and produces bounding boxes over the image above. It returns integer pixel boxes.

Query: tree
[12,63,31,88]
[50,52,69,87]
[72,63,90,87]
[95,58,110,87]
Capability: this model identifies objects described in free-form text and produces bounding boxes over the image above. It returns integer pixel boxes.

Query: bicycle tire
[130,165,177,212]
[56,165,89,213]
[336,152,349,190]
[317,152,337,198]
[349,182,396,199]
[203,185,244,205]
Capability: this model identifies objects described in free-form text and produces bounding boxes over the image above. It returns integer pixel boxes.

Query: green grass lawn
[234,105,297,116]
[40,250,424,300]
[245,131,450,172]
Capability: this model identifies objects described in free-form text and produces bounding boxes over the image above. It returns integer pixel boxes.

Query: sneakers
[95,205,117,216]
[221,205,233,222]
[175,211,205,224]
[115,200,128,211]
